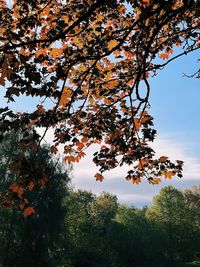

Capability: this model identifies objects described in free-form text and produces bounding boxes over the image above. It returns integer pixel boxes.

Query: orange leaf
[23,207,35,218]
[81,137,89,143]
[107,80,119,88]
[95,173,104,182]
[24,198,29,204]
[76,141,85,150]
[164,171,174,179]
[27,182,35,191]
[159,53,169,60]
[17,187,24,196]
[19,203,25,210]
[49,48,63,58]
[108,40,117,50]
[132,178,141,184]
[10,183,19,193]
[134,118,140,131]
[59,87,73,106]
[141,0,150,5]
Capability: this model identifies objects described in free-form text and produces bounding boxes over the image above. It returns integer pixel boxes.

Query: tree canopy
[0,0,199,207]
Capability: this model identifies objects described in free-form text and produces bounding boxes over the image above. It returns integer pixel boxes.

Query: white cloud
[152,136,200,180]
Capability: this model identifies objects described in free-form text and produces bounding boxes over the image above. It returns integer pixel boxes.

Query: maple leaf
[159,156,169,162]
[27,182,35,191]
[108,40,118,50]
[59,87,73,106]
[17,187,24,196]
[95,173,104,182]
[19,203,25,210]
[51,145,58,154]
[81,137,89,143]
[164,171,174,179]
[10,183,19,193]
[159,53,169,60]
[23,207,35,218]
[141,0,150,5]
[132,178,141,184]
[76,141,85,150]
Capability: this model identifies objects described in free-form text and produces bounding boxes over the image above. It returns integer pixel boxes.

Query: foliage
[1,0,199,203]
[146,186,199,264]
[0,135,70,266]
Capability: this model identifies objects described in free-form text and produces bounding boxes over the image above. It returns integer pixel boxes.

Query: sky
[0,48,199,207]
[71,50,200,207]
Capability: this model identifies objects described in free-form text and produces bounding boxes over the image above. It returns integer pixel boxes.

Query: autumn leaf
[159,156,169,162]
[59,87,73,106]
[27,181,35,191]
[134,118,141,131]
[95,173,104,182]
[35,48,47,57]
[164,171,174,179]
[107,80,119,88]
[10,183,19,193]
[76,141,85,150]
[141,0,151,5]
[159,53,169,60]
[39,178,48,186]
[17,187,24,196]
[149,178,161,185]
[23,207,35,218]
[81,137,89,143]
[19,203,25,210]
[132,178,141,184]
[107,40,118,50]
[10,183,24,196]
[49,48,63,58]
[51,145,58,154]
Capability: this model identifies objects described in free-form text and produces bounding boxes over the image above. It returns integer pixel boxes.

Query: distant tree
[108,205,165,267]
[64,190,118,266]
[184,185,200,226]
[146,186,197,264]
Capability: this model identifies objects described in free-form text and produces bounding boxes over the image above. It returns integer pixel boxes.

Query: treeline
[0,136,199,267]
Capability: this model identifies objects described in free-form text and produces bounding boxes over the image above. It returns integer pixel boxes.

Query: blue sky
[1,49,199,207]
